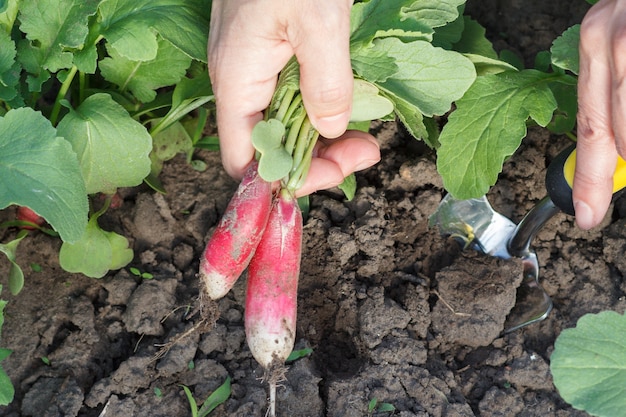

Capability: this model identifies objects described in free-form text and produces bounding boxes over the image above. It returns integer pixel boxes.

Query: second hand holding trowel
[430,145,626,333]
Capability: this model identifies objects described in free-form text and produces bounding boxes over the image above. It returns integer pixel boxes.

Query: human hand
[208,0,380,195]
[574,0,626,229]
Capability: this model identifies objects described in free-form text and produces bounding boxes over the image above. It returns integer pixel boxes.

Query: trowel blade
[429,193,553,333]
[428,194,517,258]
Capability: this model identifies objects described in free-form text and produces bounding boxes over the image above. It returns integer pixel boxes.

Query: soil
[1,1,622,417]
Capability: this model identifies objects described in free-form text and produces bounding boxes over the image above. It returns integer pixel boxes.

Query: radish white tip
[199,267,231,300]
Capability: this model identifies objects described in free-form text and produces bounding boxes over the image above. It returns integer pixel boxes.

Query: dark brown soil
[2,1,623,417]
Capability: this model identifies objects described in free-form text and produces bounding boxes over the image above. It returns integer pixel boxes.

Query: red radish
[97,192,123,209]
[199,160,272,300]
[244,190,302,416]
[16,206,45,229]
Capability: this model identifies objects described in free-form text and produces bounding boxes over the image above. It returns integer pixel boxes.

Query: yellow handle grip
[546,145,626,215]
[563,149,626,192]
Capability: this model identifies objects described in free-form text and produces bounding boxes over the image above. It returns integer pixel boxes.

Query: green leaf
[56,93,153,194]
[0,29,19,102]
[0,0,18,36]
[150,73,214,136]
[350,79,394,122]
[0,234,26,295]
[431,5,465,49]
[390,93,429,142]
[59,215,122,278]
[463,54,518,76]
[551,311,626,417]
[551,24,580,75]
[350,0,465,47]
[0,348,13,405]
[547,79,578,134]
[150,120,194,178]
[182,385,199,417]
[15,39,50,92]
[17,0,99,72]
[98,0,212,63]
[197,377,231,417]
[100,37,192,103]
[375,38,476,117]
[286,347,314,362]
[437,70,560,198]
[376,402,396,412]
[0,108,88,242]
[451,16,498,59]
[103,230,133,270]
[368,398,378,412]
[0,296,5,333]
[172,73,213,110]
[252,119,293,182]
[349,0,466,84]
[338,173,357,201]
[0,348,9,362]
[151,120,194,162]
[350,47,399,84]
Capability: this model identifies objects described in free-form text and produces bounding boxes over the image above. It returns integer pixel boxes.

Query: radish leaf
[350,79,394,122]
[551,311,626,417]
[0,30,19,103]
[98,0,211,63]
[100,36,192,103]
[550,24,580,75]
[0,234,25,295]
[0,108,87,243]
[375,38,476,117]
[103,230,134,271]
[57,93,153,194]
[252,119,293,182]
[437,70,566,198]
[59,216,112,278]
[350,0,464,47]
[59,214,132,278]
[17,0,99,73]
[149,120,194,180]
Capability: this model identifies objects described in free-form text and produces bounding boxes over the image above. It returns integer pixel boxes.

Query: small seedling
[40,357,51,366]
[154,387,163,398]
[286,347,313,363]
[181,376,231,417]
[129,267,154,280]
[368,398,396,415]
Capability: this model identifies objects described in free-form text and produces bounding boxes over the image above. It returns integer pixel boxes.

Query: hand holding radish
[208,0,380,191]
[202,1,469,414]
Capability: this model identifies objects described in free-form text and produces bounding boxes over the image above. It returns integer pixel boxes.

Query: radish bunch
[198,57,393,415]
[199,160,302,416]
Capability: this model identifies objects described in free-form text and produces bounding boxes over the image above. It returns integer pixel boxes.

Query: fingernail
[313,112,350,138]
[354,159,380,171]
[574,200,594,230]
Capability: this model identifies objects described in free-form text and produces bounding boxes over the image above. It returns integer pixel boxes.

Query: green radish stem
[50,65,78,126]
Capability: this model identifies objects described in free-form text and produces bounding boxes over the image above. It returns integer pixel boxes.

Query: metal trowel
[430,145,626,332]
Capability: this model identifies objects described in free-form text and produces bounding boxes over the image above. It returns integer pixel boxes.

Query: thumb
[290,1,353,138]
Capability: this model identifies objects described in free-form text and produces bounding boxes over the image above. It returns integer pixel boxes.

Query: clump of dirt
[1,1,623,417]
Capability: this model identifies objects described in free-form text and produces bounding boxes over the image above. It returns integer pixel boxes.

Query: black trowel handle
[545,145,626,215]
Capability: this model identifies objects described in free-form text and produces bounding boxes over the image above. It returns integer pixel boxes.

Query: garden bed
[2,1,623,416]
